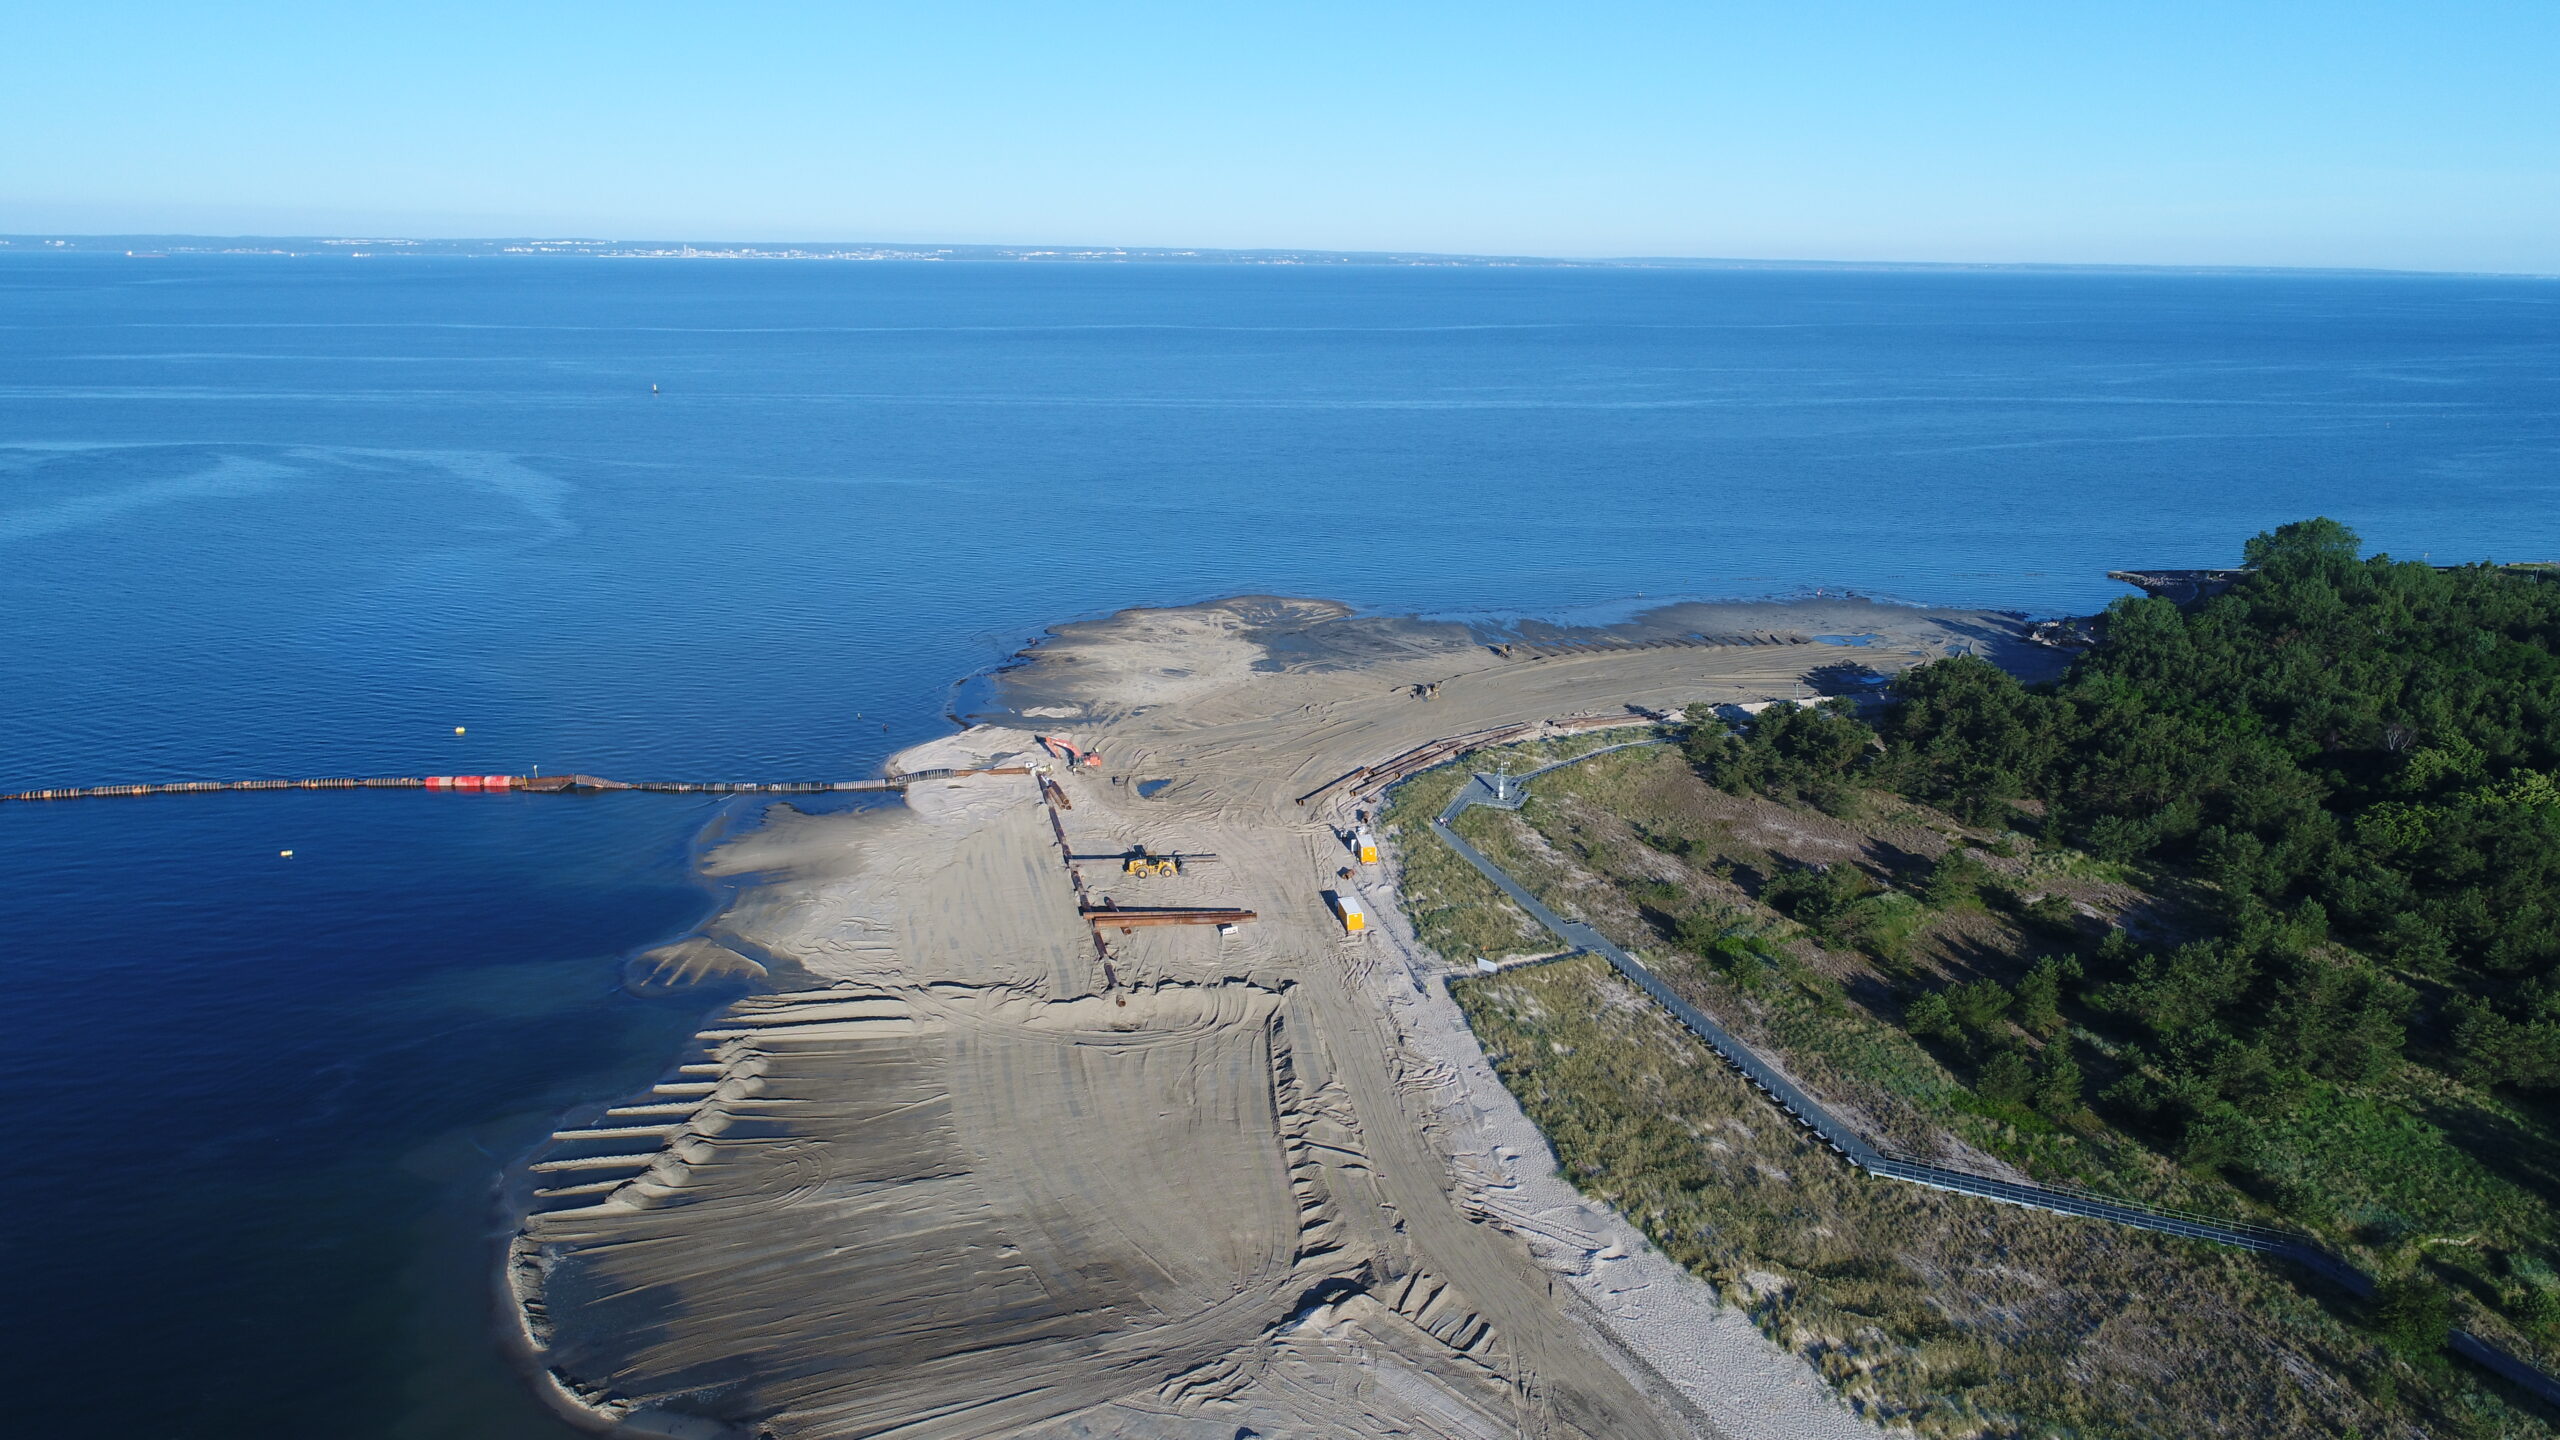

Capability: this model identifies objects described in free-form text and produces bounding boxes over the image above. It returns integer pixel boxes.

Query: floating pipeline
[0,767,1033,805]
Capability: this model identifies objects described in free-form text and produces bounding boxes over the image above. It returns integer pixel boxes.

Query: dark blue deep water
[3,256,2554,1436]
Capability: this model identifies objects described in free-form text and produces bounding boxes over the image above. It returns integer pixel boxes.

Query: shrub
[2013,890,2083,939]
[1946,978,2013,1034]
[2369,1275,2451,1358]
[1762,863,1874,936]
[2507,1285,2560,1333]
[2447,996,2560,1091]
[2013,956,2078,1037]
[1904,991,1957,1041]
[2034,1045,2084,1117]
[1923,847,1990,908]
[2179,1104,2260,1172]
[1678,911,1774,974]
[1978,1048,2037,1107]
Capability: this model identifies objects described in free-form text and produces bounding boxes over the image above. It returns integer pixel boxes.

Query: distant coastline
[2,232,2544,279]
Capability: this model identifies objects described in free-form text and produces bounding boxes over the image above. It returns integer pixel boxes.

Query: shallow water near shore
[3,256,2554,1435]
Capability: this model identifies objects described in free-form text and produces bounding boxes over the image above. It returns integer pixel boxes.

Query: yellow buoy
[454,726,466,735]
[279,850,294,858]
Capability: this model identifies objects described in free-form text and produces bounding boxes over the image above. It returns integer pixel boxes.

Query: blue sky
[6,2,2555,271]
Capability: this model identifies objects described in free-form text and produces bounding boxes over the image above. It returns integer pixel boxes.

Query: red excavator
[1037,734,1103,769]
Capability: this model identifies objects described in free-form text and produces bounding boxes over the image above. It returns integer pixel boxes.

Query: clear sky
[7,2,2556,271]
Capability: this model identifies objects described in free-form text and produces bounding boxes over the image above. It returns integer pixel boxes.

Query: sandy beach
[507,595,2062,1439]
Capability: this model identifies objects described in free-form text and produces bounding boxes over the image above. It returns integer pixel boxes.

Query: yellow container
[1331,891,1367,933]
[1354,827,1379,864]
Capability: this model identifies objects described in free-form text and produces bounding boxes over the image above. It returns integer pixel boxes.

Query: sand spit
[626,937,770,993]
[511,596,2049,1439]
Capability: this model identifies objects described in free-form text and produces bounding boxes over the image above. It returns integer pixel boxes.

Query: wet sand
[508,596,2060,1439]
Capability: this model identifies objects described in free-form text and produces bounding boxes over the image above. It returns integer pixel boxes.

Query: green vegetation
[1403,522,2560,1432]
[1687,699,1878,812]
[1668,522,2560,1356]
[1372,761,1545,960]
[1456,959,2489,1439]
[1371,725,1664,961]
[1458,744,2238,1203]
[1874,520,2560,1031]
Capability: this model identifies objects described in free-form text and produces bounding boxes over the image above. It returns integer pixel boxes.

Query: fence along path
[1421,744,2560,1407]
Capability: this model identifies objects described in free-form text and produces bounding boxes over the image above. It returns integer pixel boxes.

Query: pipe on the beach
[0,766,1035,805]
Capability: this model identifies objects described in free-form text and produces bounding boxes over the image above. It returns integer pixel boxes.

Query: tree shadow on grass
[1858,834,1935,887]
[2407,1090,2560,1231]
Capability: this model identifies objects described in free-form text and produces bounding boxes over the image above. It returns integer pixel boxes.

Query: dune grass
[1454,959,2469,1439]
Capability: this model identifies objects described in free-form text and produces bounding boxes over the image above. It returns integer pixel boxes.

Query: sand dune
[511,596,2046,1438]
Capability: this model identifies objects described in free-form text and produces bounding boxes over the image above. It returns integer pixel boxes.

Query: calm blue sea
[3,256,2553,1436]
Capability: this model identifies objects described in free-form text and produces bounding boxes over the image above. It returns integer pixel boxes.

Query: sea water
[3,256,2553,1436]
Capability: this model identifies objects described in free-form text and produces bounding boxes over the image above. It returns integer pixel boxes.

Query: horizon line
[2,233,2550,281]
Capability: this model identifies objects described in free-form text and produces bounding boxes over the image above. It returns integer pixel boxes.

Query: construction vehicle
[1066,846,1219,877]
[1037,734,1103,769]
[1125,847,1181,877]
